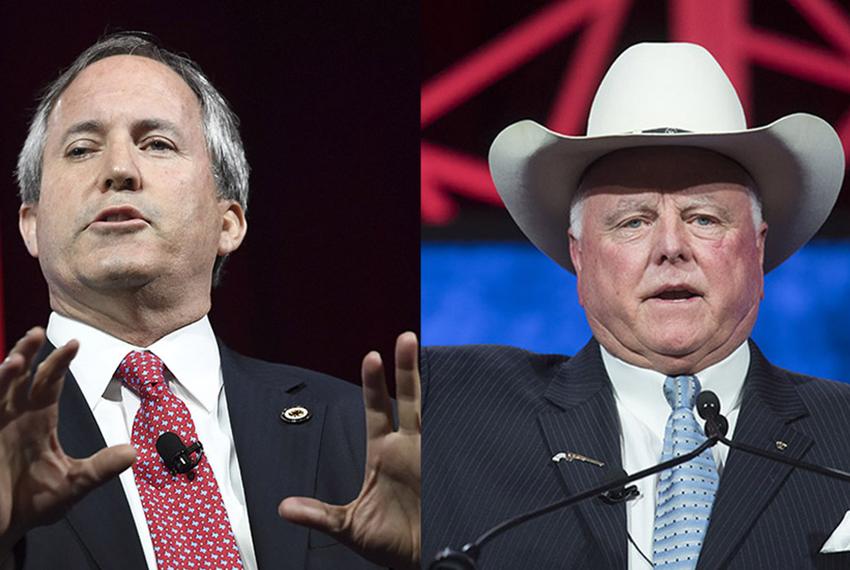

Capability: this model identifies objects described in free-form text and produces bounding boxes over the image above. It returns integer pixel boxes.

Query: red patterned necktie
[115,350,244,570]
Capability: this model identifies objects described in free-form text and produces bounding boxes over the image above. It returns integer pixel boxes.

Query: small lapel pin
[775,440,788,451]
[551,451,605,467]
[280,405,312,424]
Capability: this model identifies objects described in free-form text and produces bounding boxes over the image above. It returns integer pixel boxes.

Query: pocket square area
[821,511,850,553]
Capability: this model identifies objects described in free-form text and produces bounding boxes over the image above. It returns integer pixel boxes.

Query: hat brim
[488,113,845,273]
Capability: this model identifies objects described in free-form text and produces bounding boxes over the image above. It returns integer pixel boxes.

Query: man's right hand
[0,328,136,558]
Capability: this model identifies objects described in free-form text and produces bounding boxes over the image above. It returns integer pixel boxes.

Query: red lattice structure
[422,0,850,225]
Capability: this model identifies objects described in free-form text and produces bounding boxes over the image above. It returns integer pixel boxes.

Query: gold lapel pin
[551,451,605,467]
[280,405,312,424]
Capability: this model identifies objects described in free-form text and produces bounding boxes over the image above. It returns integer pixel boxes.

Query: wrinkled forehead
[578,146,755,196]
[47,54,203,136]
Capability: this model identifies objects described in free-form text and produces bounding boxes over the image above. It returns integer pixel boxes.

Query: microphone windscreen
[697,390,721,420]
[156,432,184,462]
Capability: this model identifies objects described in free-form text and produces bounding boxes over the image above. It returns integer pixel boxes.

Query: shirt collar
[600,341,750,437]
[46,312,221,413]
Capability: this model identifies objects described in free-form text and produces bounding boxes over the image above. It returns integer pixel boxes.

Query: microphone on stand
[430,390,850,570]
[429,435,720,569]
[696,390,728,438]
[697,391,850,482]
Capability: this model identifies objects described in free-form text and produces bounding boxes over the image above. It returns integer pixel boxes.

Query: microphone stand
[430,435,721,569]
[432,391,850,570]
[714,435,850,480]
[698,392,850,484]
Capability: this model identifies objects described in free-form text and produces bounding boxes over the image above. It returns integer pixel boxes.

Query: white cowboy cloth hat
[488,42,845,273]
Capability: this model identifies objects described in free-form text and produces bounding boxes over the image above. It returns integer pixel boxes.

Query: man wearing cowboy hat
[422,42,850,569]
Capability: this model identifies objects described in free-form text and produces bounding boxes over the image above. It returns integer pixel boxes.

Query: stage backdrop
[1,2,419,387]
[422,0,850,380]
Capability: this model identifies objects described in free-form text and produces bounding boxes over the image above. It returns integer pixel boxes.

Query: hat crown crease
[587,42,747,136]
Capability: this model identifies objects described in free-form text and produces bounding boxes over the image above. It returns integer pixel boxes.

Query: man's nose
[652,216,693,265]
[100,142,141,192]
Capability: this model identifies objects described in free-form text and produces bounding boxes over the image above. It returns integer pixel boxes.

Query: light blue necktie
[653,375,719,569]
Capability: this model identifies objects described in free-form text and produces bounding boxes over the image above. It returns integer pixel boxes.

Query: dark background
[0,2,419,387]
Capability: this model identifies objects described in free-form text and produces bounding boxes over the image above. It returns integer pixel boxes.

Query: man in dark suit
[1,32,420,570]
[423,42,850,568]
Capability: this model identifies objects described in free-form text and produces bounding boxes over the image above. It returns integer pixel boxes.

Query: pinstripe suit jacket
[422,339,850,569]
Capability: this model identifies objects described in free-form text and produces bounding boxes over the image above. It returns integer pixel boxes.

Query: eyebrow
[60,118,183,146]
[600,195,734,227]
[61,119,105,143]
[602,197,658,226]
[678,196,733,218]
[132,118,182,138]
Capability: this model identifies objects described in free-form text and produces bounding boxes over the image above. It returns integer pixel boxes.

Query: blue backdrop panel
[422,241,850,381]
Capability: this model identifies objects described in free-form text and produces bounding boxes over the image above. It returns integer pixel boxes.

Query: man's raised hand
[0,328,136,556]
[279,332,421,570]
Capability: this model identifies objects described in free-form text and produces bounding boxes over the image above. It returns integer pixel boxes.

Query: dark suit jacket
[422,339,850,569]
[19,343,382,570]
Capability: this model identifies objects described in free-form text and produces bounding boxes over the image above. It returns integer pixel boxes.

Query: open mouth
[654,289,699,300]
[647,285,703,302]
[90,205,149,227]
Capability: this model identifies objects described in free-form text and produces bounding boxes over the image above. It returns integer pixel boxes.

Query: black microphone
[156,432,204,479]
[599,467,640,504]
[696,391,729,438]
[696,390,850,483]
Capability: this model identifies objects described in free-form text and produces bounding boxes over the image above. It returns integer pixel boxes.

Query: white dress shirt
[46,312,258,570]
[600,342,749,569]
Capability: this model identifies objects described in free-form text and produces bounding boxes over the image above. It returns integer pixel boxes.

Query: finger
[29,340,79,409]
[68,444,136,499]
[7,327,46,364]
[395,332,420,434]
[362,350,393,439]
[278,496,347,536]
[1,328,47,409]
[0,327,47,376]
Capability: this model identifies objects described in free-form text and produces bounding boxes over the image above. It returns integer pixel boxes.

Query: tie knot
[663,375,701,410]
[115,350,167,399]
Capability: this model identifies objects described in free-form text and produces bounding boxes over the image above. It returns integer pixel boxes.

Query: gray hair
[16,31,249,283]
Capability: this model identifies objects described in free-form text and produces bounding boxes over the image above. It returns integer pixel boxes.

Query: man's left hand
[278,332,421,570]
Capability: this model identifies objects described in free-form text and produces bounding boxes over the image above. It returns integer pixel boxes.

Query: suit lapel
[46,342,147,569]
[537,340,627,569]
[697,342,812,569]
[221,345,327,570]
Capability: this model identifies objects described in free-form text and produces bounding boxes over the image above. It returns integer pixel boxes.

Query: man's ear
[218,200,247,256]
[19,203,39,258]
[568,229,585,306]
[568,229,582,273]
